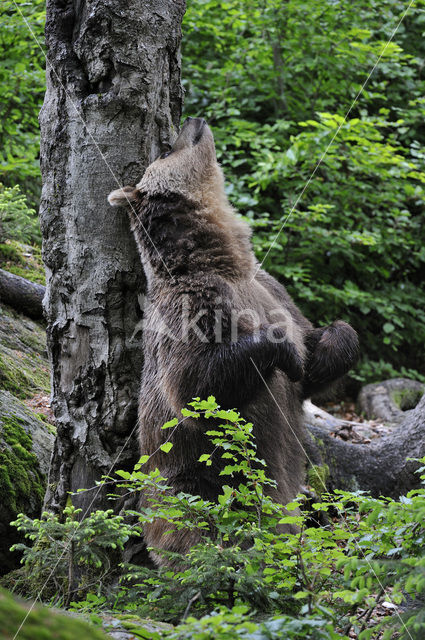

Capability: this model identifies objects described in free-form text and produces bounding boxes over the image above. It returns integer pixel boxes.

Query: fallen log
[0,268,45,320]
[304,381,425,498]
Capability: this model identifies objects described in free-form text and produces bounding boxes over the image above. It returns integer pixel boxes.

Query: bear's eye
[160,151,171,160]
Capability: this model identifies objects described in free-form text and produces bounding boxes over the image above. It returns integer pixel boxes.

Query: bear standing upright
[109,117,358,563]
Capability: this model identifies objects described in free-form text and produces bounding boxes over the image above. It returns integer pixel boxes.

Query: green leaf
[161,418,178,429]
[383,322,395,333]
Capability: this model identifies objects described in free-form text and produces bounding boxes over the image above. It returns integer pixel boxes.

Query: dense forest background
[1,2,425,639]
[0,0,425,382]
[1,0,424,387]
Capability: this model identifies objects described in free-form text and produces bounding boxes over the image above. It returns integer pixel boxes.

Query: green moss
[307,464,330,495]
[0,415,45,513]
[0,240,45,285]
[0,351,49,399]
[0,303,46,352]
[0,242,20,261]
[391,388,424,412]
[308,432,325,449]
[34,413,56,435]
[0,299,49,400]
[111,614,173,637]
[0,588,109,639]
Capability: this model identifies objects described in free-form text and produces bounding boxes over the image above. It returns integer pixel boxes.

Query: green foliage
[249,112,425,380]
[119,466,425,639]
[159,606,342,640]
[351,359,425,386]
[0,183,41,245]
[332,467,425,640]
[114,402,425,637]
[8,401,425,638]
[2,0,425,380]
[112,400,354,629]
[115,398,300,619]
[182,0,425,381]
[10,506,138,607]
[0,1,45,207]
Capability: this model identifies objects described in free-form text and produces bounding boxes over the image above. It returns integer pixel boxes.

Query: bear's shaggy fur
[109,117,358,563]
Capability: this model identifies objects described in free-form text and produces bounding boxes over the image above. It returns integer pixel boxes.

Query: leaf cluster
[112,401,425,638]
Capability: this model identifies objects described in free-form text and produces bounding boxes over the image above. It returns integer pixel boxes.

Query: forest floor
[324,400,394,444]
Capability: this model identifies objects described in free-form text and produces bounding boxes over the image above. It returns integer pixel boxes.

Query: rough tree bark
[305,382,425,498]
[40,0,186,514]
[0,268,45,320]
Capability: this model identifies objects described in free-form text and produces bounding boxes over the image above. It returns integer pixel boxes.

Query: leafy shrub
[158,606,342,640]
[113,400,425,637]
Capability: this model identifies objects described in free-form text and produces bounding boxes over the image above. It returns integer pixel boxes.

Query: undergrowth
[7,398,425,639]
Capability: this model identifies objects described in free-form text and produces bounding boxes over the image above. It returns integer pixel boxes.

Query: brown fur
[108,117,359,563]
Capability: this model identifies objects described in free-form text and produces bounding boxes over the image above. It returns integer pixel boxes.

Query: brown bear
[108,117,358,562]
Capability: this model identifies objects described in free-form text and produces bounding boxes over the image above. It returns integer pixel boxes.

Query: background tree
[40,0,186,515]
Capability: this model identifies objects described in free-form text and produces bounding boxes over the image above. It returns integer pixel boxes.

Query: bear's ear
[107,186,139,207]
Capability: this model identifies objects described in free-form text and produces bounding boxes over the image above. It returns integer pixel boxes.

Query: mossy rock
[0,240,45,285]
[391,387,425,412]
[0,588,109,640]
[110,613,173,637]
[0,391,54,574]
[358,378,425,424]
[0,302,49,399]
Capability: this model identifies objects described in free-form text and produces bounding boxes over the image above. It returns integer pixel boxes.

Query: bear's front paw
[262,325,304,382]
[277,339,304,382]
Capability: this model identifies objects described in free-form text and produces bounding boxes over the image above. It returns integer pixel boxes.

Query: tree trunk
[0,268,45,320]
[305,390,425,498]
[40,0,186,515]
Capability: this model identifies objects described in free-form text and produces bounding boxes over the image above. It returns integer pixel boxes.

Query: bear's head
[108,117,226,208]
